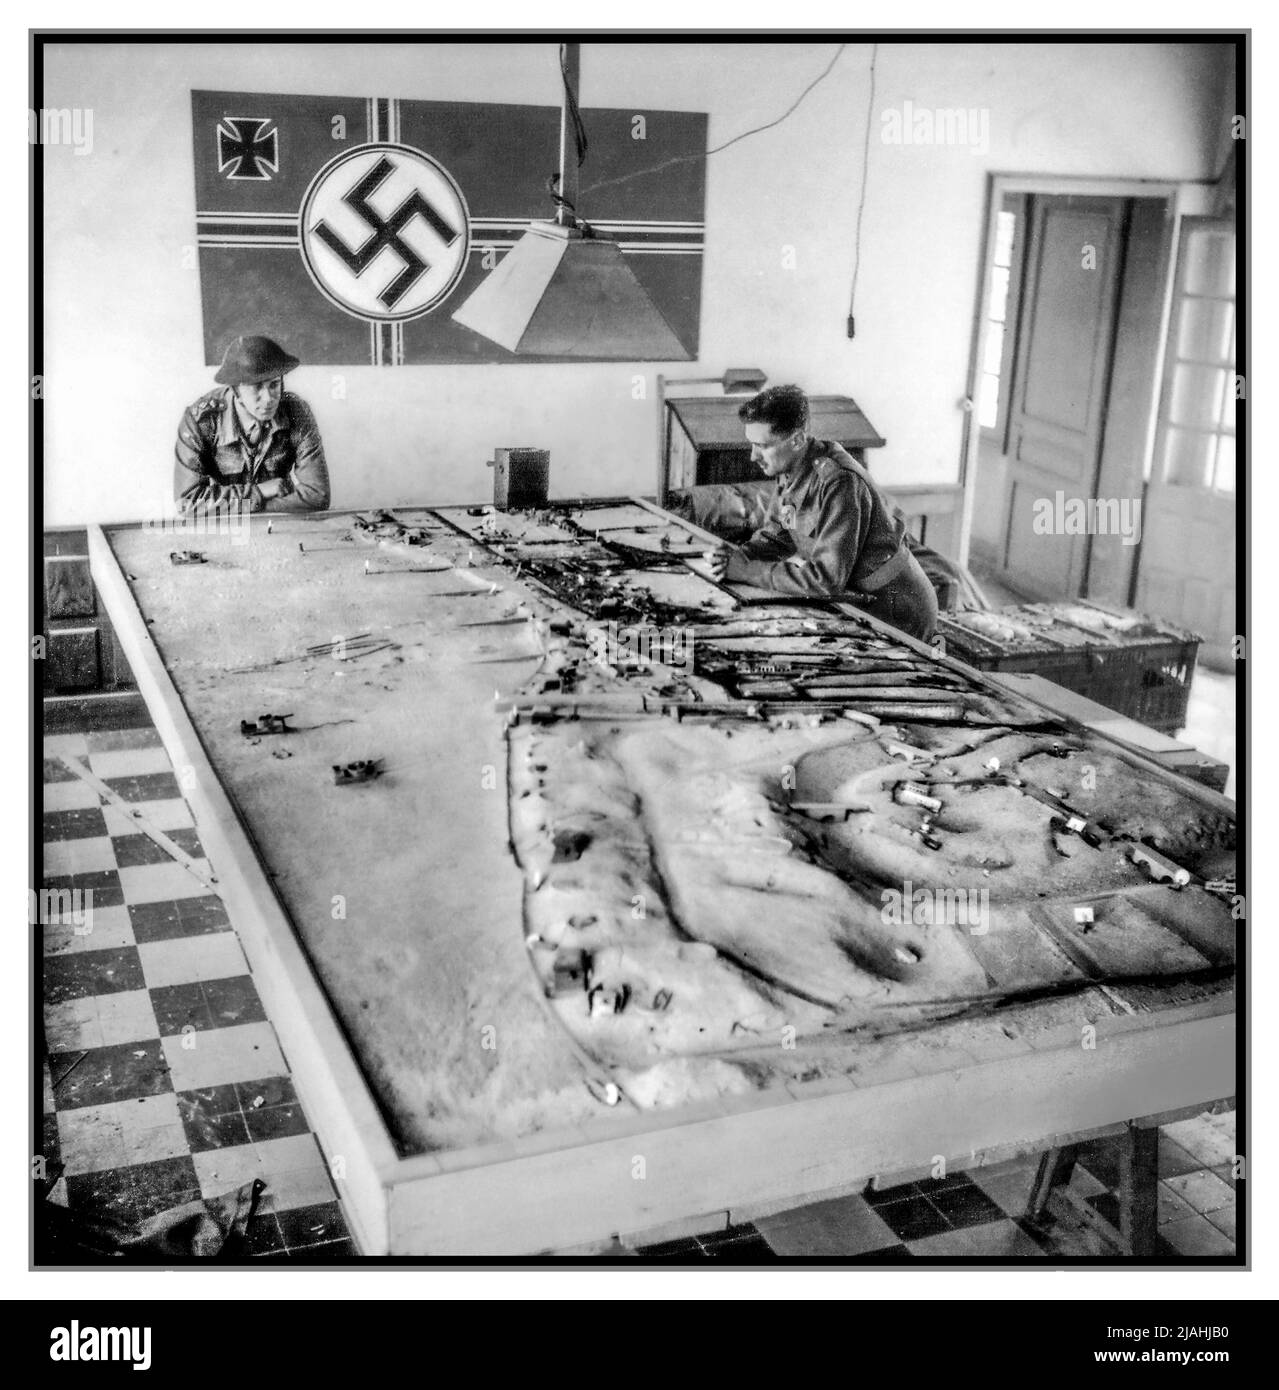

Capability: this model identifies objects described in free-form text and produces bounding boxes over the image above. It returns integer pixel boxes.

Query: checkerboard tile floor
[40,725,355,1260]
[41,720,1238,1263]
[631,1113,1239,1260]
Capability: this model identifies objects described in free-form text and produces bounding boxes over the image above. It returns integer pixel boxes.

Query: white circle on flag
[299,143,471,323]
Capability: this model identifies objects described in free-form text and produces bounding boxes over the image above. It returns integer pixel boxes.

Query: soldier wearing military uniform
[173,335,331,515]
[709,385,938,643]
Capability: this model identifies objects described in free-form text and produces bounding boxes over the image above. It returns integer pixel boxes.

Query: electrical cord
[546,172,581,225]
[580,43,849,197]
[848,43,879,324]
[546,46,593,229]
[560,42,589,166]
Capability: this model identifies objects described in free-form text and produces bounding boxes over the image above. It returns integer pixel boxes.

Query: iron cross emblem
[217,117,279,180]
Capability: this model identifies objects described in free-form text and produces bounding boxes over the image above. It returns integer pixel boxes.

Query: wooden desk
[661,394,885,499]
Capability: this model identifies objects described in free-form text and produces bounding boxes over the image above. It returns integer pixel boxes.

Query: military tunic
[723,437,938,642]
[173,387,330,515]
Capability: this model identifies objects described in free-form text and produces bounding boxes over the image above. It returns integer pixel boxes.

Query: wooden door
[998,196,1127,598]
[1135,219,1237,669]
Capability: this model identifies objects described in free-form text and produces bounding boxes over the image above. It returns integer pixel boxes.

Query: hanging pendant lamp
[450,44,692,361]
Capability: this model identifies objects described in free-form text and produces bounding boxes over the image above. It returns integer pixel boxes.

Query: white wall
[42,40,1231,525]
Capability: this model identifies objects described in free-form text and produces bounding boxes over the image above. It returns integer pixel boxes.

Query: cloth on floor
[37,1178,265,1262]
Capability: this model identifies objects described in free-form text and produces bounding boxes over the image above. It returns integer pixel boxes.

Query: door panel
[1004,478,1079,597]
[1000,197,1127,593]
[1012,427,1088,477]
[1137,482,1236,666]
[1019,211,1116,433]
[1135,219,1237,670]
[1088,199,1172,606]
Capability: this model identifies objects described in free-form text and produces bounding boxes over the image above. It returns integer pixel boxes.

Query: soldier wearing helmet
[173,335,331,515]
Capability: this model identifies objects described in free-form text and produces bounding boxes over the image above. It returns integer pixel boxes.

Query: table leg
[1119,1122,1161,1256]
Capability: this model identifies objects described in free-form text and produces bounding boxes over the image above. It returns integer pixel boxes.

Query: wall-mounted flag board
[192,90,707,365]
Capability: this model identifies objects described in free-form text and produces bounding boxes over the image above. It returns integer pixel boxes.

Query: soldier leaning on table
[704,384,938,643]
[173,335,331,516]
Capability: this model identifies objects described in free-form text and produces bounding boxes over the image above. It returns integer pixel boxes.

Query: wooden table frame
[83,517,1237,1257]
[1026,1100,1236,1256]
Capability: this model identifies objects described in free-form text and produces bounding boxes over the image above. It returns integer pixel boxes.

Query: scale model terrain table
[90,504,1237,1254]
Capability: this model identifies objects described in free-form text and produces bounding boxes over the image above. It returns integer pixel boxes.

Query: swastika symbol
[312,156,461,311]
[299,144,471,324]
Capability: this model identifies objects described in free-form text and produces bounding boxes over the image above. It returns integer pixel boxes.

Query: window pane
[993,210,1016,268]
[1219,374,1238,431]
[983,321,1005,376]
[1177,297,1233,364]
[978,372,1000,429]
[1214,436,1235,494]
[1170,364,1227,429]
[989,265,1010,323]
[1163,427,1214,488]
[1184,229,1235,298]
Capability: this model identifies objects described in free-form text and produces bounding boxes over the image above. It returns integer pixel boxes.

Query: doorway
[969,190,1174,609]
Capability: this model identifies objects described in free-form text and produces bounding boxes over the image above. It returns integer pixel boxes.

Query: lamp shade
[451,222,691,361]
